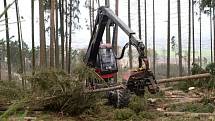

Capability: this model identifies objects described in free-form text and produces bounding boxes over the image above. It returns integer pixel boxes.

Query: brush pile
[0,63,102,119]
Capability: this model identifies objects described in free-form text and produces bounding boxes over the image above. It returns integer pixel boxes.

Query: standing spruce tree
[144,0,147,56]
[31,0,35,73]
[50,0,55,68]
[188,0,191,74]
[55,0,60,68]
[39,0,47,67]
[153,0,156,74]
[15,0,23,74]
[68,0,73,73]
[60,0,65,69]
[128,0,133,69]
[167,0,170,78]
[192,0,195,63]
[105,0,110,43]
[65,0,69,71]
[177,0,183,76]
[199,0,202,66]
[210,4,213,62]
[4,0,12,80]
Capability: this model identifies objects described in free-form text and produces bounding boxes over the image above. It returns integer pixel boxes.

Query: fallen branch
[164,111,215,117]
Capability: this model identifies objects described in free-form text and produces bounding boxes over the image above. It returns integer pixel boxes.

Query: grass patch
[114,108,135,120]
[128,95,148,113]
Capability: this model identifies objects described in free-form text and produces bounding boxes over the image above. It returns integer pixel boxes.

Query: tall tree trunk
[55,0,59,68]
[60,0,65,69]
[89,0,92,35]
[15,0,24,88]
[167,0,170,78]
[92,0,94,27]
[65,0,68,71]
[188,0,191,75]
[105,0,110,43]
[153,0,155,74]
[31,0,35,74]
[4,0,12,80]
[199,0,202,67]
[192,0,195,63]
[144,0,147,56]
[113,0,119,82]
[213,7,215,62]
[50,0,55,68]
[128,0,133,69]
[39,0,46,67]
[138,0,142,40]
[68,0,72,73]
[15,0,23,74]
[210,6,213,62]
[177,0,183,76]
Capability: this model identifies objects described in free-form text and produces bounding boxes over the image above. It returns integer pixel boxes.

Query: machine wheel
[107,89,131,108]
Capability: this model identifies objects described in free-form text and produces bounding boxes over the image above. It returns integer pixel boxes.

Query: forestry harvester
[84,6,159,107]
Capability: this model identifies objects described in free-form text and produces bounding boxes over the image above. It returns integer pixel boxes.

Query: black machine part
[126,70,159,95]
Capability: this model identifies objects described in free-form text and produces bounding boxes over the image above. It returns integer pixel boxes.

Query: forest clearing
[1,0,215,121]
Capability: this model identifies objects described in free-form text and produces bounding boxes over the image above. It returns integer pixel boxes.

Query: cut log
[84,73,212,93]
[157,73,211,84]
[164,111,215,117]
[84,85,125,93]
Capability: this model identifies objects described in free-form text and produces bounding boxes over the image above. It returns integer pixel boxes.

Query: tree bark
[199,1,202,67]
[138,0,141,40]
[167,0,170,78]
[192,0,195,63]
[213,7,215,62]
[31,0,35,74]
[128,0,133,69]
[65,0,68,72]
[15,0,24,88]
[153,0,155,74]
[89,0,92,35]
[177,0,183,76]
[55,0,59,68]
[113,0,119,82]
[210,7,213,62]
[39,0,47,67]
[15,0,23,75]
[105,0,110,43]
[3,0,12,81]
[68,0,72,73]
[50,0,56,68]
[188,0,191,75]
[60,0,65,69]
[144,0,147,56]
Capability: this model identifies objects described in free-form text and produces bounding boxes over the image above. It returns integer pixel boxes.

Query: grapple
[123,58,159,96]
[126,69,159,95]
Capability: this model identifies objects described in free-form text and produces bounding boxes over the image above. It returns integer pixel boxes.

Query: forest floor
[5,84,215,121]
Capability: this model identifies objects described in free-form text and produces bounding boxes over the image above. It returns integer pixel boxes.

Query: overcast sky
[0,0,212,52]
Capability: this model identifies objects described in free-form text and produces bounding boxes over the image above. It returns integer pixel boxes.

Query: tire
[107,89,131,108]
